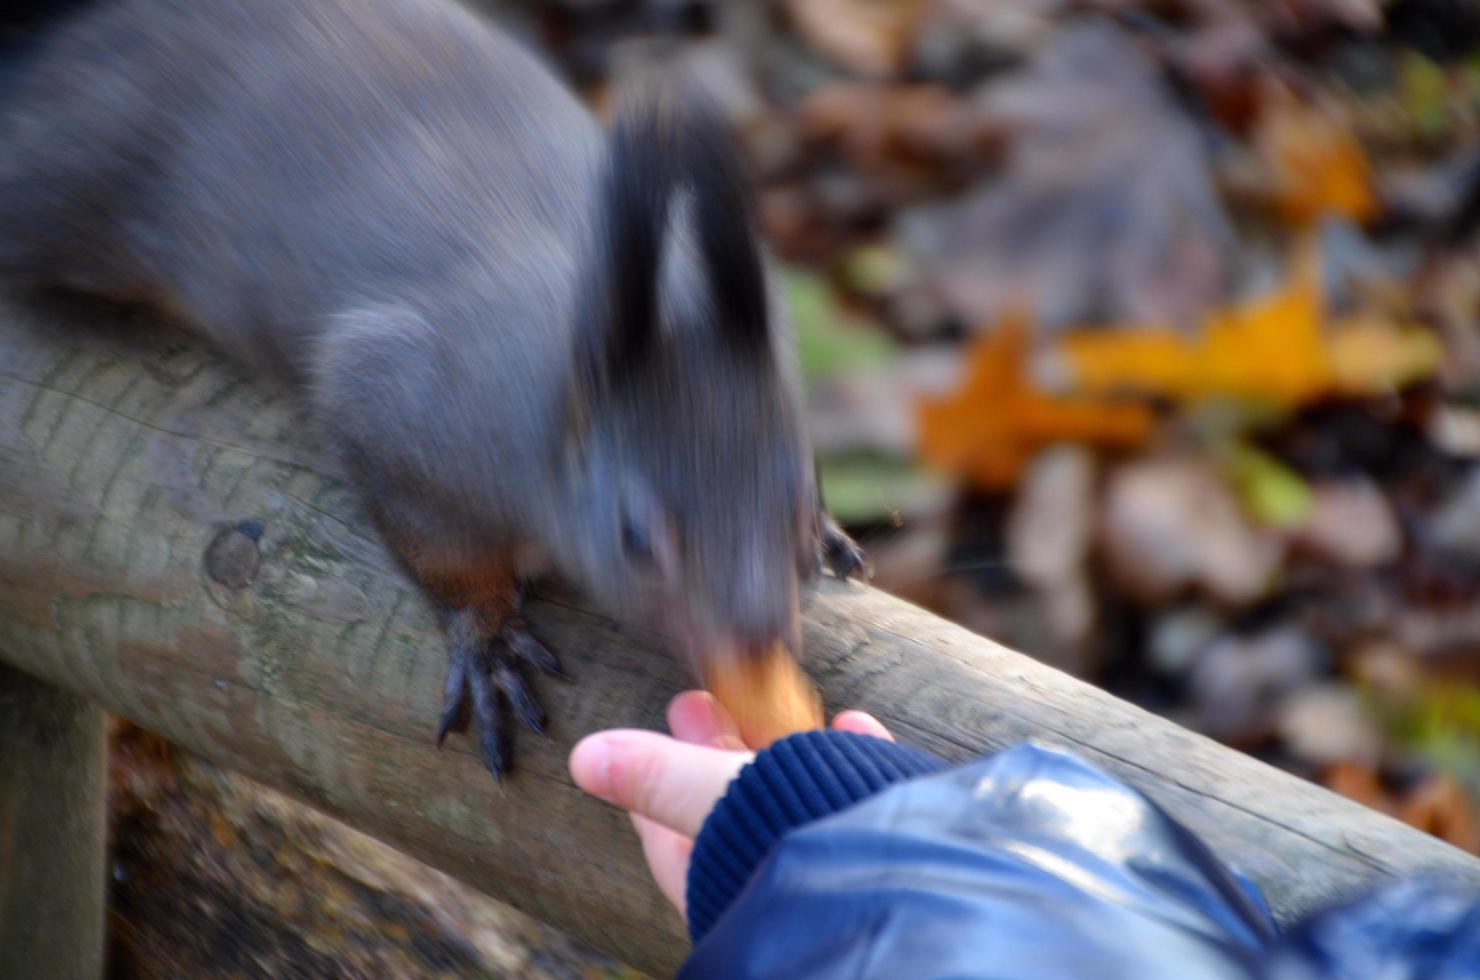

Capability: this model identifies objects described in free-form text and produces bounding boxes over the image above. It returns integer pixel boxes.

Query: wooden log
[0,662,107,980]
[105,721,631,978]
[2,298,1479,977]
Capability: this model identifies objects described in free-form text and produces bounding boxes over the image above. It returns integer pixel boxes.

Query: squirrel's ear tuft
[587,90,671,382]
[686,99,769,350]
[679,94,769,351]
[577,76,769,392]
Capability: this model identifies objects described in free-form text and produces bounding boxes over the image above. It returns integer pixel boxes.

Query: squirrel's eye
[621,522,655,566]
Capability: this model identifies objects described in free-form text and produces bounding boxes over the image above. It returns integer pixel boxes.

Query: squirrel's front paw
[435,614,563,780]
[819,513,870,583]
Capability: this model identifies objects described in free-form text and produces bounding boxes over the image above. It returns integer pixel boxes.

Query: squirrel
[0,0,867,779]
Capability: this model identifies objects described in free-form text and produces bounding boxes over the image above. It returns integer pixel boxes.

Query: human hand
[568,691,892,915]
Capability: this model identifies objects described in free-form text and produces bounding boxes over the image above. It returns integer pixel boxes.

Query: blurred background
[491,0,1480,850]
[100,0,1480,975]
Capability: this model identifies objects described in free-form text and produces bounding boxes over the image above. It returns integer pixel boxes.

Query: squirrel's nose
[729,584,802,658]
[727,541,798,620]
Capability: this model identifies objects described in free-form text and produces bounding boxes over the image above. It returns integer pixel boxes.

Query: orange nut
[704,645,823,749]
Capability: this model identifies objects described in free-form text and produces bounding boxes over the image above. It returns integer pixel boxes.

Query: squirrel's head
[556,81,817,673]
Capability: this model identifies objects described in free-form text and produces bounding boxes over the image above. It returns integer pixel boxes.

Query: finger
[831,710,894,742]
[668,691,747,750]
[569,730,751,837]
[631,814,692,916]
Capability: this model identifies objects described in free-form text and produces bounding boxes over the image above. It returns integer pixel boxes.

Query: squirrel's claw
[495,661,546,736]
[436,620,556,780]
[435,654,472,744]
[436,642,510,777]
[501,621,567,681]
[465,653,508,778]
[819,513,871,583]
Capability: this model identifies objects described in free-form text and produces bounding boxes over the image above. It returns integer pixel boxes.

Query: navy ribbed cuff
[685,730,945,942]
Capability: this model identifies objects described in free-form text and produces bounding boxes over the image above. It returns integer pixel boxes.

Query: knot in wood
[204,520,263,589]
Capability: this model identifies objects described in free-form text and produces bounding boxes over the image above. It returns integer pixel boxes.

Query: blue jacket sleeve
[681,733,1480,980]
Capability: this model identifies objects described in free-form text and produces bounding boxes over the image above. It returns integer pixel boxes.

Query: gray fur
[0,0,841,711]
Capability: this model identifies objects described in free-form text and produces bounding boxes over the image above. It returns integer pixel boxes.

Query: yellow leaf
[1326,316,1445,395]
[1059,248,1441,406]
[1063,270,1329,405]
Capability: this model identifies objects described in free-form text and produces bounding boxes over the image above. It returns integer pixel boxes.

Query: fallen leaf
[1057,251,1443,405]
[784,0,926,78]
[909,0,1066,84]
[1294,477,1403,567]
[1253,87,1377,226]
[1222,444,1314,529]
[1324,763,1480,854]
[1429,404,1480,459]
[1188,626,1321,738]
[1060,257,1327,402]
[1277,684,1383,767]
[894,21,1234,332]
[1415,238,1480,386]
[1399,51,1452,139]
[1262,0,1383,34]
[1101,455,1285,606]
[840,243,916,299]
[1006,445,1095,589]
[817,453,952,526]
[917,313,1153,489]
[785,268,898,382]
[796,83,989,185]
[1325,313,1445,394]
[1324,759,1390,811]
[807,348,956,458]
[1398,774,1480,853]
[1427,468,1480,561]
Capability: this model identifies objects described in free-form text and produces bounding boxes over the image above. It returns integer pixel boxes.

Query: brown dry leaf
[918,313,1154,489]
[1253,88,1378,226]
[785,0,926,78]
[1247,0,1384,34]
[895,21,1233,332]
[1415,240,1480,385]
[1323,759,1392,811]
[1295,478,1402,568]
[1324,762,1480,854]
[796,83,991,184]
[1103,457,1286,606]
[1398,775,1480,853]
[1058,252,1442,406]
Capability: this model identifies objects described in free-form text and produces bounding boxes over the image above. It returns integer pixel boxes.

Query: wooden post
[0,663,107,980]
[3,300,1480,977]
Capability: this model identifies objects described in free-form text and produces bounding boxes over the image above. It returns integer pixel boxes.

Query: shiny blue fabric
[681,740,1480,979]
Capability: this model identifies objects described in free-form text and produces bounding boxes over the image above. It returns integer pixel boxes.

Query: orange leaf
[918,314,1154,489]
[1255,90,1376,226]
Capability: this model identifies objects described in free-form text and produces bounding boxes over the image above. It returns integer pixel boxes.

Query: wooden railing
[3,300,1478,978]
